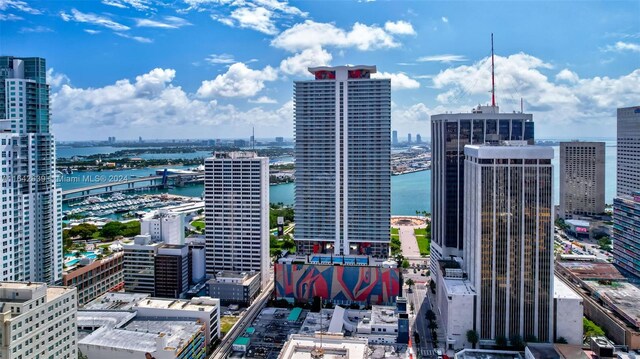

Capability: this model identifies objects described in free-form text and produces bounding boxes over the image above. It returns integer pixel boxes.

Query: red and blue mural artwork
[275,263,400,304]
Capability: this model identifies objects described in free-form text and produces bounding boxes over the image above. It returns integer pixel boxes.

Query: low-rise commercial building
[0,282,78,359]
[207,271,261,305]
[555,258,640,349]
[565,219,591,240]
[81,292,221,346]
[78,316,206,359]
[62,251,124,305]
[123,234,162,294]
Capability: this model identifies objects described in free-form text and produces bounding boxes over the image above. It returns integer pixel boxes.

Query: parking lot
[233,307,308,359]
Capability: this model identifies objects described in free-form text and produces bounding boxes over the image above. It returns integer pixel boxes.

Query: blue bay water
[58,142,618,216]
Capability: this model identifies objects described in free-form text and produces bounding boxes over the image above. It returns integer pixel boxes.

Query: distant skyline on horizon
[3,0,639,141]
[55,135,620,143]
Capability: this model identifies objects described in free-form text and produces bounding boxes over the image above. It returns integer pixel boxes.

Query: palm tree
[405,278,415,290]
[466,330,479,349]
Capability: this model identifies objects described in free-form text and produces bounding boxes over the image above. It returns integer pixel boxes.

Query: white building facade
[0,282,77,359]
[464,143,554,343]
[141,210,185,245]
[0,56,62,284]
[294,65,391,256]
[204,152,269,288]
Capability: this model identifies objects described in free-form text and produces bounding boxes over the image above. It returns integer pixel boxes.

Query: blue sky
[1,0,639,141]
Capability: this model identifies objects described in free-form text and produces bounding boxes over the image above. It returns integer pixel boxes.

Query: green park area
[220,316,239,336]
[414,225,431,256]
[191,220,205,231]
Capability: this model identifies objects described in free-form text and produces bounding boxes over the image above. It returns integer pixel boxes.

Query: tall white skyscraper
[617,106,640,196]
[559,141,605,219]
[293,65,391,256]
[430,105,534,270]
[204,151,269,288]
[463,142,554,342]
[0,56,62,283]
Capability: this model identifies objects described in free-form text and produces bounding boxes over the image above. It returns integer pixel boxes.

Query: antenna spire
[491,33,496,107]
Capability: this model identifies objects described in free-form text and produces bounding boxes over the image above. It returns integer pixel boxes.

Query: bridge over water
[61,173,203,202]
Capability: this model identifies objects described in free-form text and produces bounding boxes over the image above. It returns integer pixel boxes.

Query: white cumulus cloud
[229,6,277,35]
[271,20,410,52]
[372,71,420,90]
[46,68,70,88]
[197,62,278,98]
[50,68,292,139]
[429,52,640,137]
[279,46,332,76]
[384,20,416,35]
[603,41,640,53]
[249,96,278,104]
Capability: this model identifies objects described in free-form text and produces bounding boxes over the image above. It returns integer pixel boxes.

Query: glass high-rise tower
[0,56,62,283]
[430,105,534,269]
[294,65,391,256]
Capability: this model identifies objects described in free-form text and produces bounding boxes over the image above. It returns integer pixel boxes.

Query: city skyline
[2,0,639,140]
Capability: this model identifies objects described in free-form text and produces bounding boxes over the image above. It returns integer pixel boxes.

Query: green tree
[405,278,415,289]
[495,335,508,349]
[510,334,525,350]
[555,337,568,344]
[429,279,436,294]
[100,221,125,238]
[525,335,538,343]
[466,330,479,349]
[428,321,438,330]
[583,317,605,337]
[426,310,436,321]
[402,259,410,269]
[68,223,99,240]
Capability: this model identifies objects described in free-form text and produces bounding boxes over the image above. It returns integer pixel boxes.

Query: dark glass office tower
[430,105,534,268]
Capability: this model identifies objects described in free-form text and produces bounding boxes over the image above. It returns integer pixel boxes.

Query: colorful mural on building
[275,263,401,305]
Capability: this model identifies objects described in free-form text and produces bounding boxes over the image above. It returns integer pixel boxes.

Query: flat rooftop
[370,305,398,326]
[557,261,626,281]
[443,278,476,296]
[79,319,202,353]
[77,310,136,329]
[278,254,397,267]
[133,296,219,312]
[553,276,582,300]
[584,280,640,327]
[83,292,150,310]
[278,334,369,359]
[565,219,590,227]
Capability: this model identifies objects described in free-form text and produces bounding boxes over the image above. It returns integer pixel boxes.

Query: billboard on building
[274,263,400,305]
